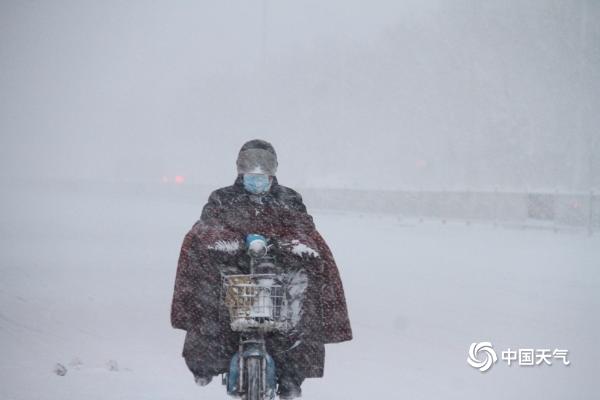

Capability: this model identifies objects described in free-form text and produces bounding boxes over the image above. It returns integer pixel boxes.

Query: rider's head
[237,139,277,194]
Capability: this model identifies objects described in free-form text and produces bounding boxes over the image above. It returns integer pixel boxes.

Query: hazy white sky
[1,0,598,190]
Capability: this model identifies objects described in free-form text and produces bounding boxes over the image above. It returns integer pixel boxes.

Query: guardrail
[10,179,597,235]
[302,188,599,235]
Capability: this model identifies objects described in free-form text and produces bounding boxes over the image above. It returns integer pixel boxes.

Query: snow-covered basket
[221,274,289,332]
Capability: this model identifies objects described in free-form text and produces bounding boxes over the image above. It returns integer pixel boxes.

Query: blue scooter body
[227,344,277,397]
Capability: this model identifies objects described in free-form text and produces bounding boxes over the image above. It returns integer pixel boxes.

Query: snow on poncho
[279,239,320,258]
[207,240,240,253]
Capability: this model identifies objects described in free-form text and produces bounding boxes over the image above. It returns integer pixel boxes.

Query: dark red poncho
[171,176,352,377]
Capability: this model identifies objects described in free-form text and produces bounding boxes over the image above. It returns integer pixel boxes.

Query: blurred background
[1,1,599,399]
[1,0,599,191]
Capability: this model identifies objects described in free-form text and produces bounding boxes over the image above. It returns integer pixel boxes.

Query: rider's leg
[277,374,303,399]
[267,336,325,378]
[182,329,238,385]
[266,335,325,398]
[185,358,214,386]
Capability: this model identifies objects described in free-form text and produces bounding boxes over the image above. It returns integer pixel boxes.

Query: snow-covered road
[1,184,598,399]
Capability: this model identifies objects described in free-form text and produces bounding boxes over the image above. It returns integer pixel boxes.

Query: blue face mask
[243,174,272,194]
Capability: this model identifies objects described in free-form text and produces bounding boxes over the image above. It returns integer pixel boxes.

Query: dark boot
[193,374,212,386]
[277,375,303,399]
[185,358,214,386]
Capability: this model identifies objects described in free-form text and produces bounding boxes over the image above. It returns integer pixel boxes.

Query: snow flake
[288,340,302,351]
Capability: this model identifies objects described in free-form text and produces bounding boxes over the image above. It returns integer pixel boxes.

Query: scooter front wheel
[245,356,262,400]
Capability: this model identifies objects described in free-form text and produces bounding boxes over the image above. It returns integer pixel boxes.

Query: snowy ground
[1,183,598,399]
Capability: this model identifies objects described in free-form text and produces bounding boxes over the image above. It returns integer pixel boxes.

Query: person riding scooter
[171,139,352,398]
